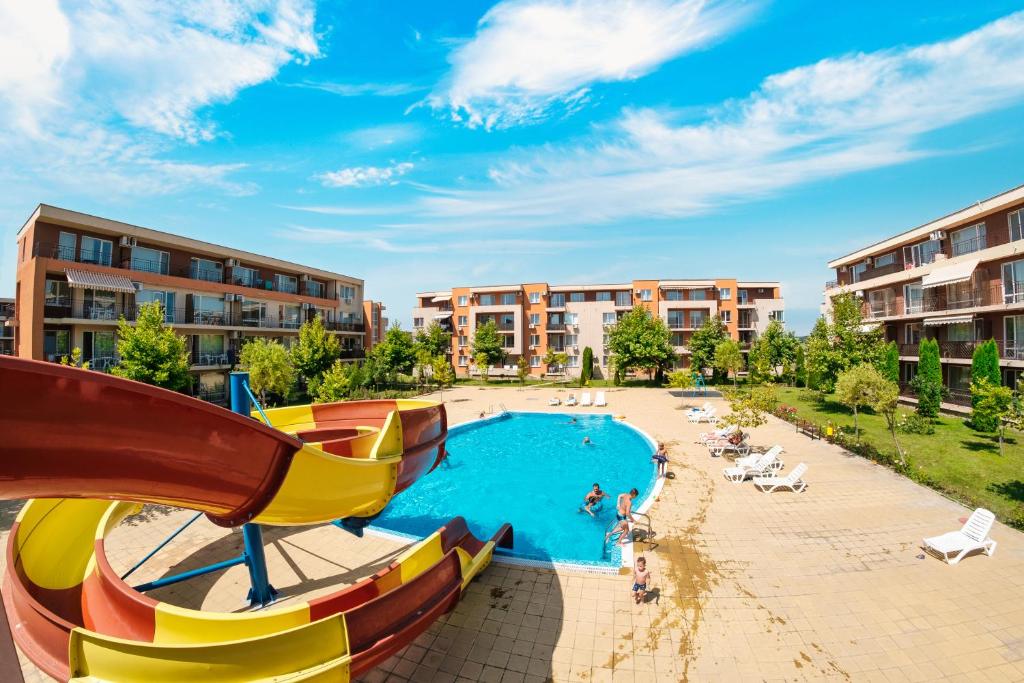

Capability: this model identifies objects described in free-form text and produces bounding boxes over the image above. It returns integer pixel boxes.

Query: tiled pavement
[4,385,1024,681]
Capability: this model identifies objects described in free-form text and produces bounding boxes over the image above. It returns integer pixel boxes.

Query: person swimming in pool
[583,436,592,445]
[581,483,609,517]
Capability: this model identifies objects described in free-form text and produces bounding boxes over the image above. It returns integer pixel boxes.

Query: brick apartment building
[824,182,1024,407]
[12,205,380,404]
[413,279,784,378]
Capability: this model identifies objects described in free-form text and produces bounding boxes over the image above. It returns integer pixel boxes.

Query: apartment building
[13,205,369,404]
[0,298,13,356]
[413,279,784,378]
[824,182,1024,407]
[363,300,388,351]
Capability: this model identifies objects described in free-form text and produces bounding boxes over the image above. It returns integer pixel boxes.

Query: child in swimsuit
[651,443,669,478]
[632,556,651,604]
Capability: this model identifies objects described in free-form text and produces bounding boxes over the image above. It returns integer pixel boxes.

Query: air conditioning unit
[839,265,848,273]
[119,236,137,247]
[232,331,242,339]
[301,303,312,310]
[225,258,239,268]
[301,274,311,282]
[236,295,245,303]
[225,294,235,302]
[343,298,353,305]
[930,230,946,241]
[132,282,144,292]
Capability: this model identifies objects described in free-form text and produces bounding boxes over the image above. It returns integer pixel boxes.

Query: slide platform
[0,357,513,681]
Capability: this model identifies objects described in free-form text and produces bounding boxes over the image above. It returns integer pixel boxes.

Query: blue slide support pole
[229,371,278,607]
[133,556,247,592]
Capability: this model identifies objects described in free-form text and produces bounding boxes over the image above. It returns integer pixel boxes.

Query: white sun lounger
[708,433,750,457]
[565,394,577,407]
[923,508,997,565]
[733,445,783,470]
[698,424,736,444]
[548,397,561,406]
[594,391,607,407]
[688,406,717,424]
[580,392,592,407]
[753,463,808,493]
[723,448,784,482]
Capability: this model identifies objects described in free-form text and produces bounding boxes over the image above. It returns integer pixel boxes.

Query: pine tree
[970,339,1002,430]
[580,346,594,384]
[912,338,943,417]
[878,341,900,384]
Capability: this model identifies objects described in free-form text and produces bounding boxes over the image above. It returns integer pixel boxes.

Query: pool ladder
[605,511,656,551]
[486,403,510,416]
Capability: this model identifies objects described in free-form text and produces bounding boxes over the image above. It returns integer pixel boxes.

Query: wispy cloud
[317,162,414,188]
[427,0,754,129]
[281,225,581,254]
[411,11,1024,224]
[289,80,425,97]
[341,123,424,150]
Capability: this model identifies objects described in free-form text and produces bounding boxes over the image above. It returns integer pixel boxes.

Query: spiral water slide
[0,357,512,681]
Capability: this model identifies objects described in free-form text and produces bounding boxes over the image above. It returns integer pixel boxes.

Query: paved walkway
[5,385,1024,682]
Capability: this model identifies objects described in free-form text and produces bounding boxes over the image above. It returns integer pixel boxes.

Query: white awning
[923,315,974,326]
[921,259,978,289]
[433,312,453,319]
[65,268,136,293]
[431,295,451,303]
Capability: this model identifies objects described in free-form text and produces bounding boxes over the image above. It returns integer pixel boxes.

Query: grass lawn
[776,387,1024,527]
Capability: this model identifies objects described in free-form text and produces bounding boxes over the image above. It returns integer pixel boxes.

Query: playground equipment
[0,357,512,681]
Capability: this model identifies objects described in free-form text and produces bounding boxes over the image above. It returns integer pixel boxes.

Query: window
[905,323,921,344]
[903,239,941,268]
[241,301,267,327]
[80,236,113,267]
[190,257,223,283]
[500,313,514,329]
[529,313,540,325]
[275,274,298,294]
[92,331,115,362]
[602,333,609,346]
[1003,260,1024,303]
[458,355,468,366]
[670,332,685,346]
[232,265,258,287]
[529,291,541,304]
[549,293,566,307]
[904,283,924,313]
[131,246,169,275]
[1010,208,1024,242]
[638,289,652,302]
[690,289,706,301]
[737,290,749,304]
[601,356,609,366]
[565,334,578,346]
[615,291,631,306]
[717,287,731,300]
[548,313,563,325]
[769,310,784,323]
[282,304,302,328]
[1005,316,1024,359]
[305,280,325,298]
[458,315,468,326]
[458,335,467,347]
[851,261,868,283]
[530,355,541,367]
[192,295,225,324]
[137,290,176,323]
[501,293,516,305]
[875,252,896,268]
[501,335,515,349]
[570,292,584,303]
[529,334,540,347]
[413,317,424,328]
[458,295,468,306]
[479,294,495,306]
[44,279,70,306]
[339,285,356,300]
[946,322,975,343]
[667,312,685,328]
[602,312,616,325]
[951,222,986,256]
[43,329,70,361]
[597,291,611,302]
[57,231,76,261]
[721,310,732,323]
[947,365,971,392]
[664,290,683,301]
[84,289,117,320]
[565,312,578,325]
[689,311,705,328]
[566,355,579,368]
[197,334,225,360]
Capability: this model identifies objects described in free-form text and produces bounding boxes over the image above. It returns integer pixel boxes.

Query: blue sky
[3,1,1024,334]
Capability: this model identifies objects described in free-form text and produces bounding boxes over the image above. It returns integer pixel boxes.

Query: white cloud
[412,11,1024,225]
[282,225,582,254]
[428,0,753,129]
[342,123,424,150]
[289,80,424,97]
[0,0,70,134]
[317,162,414,188]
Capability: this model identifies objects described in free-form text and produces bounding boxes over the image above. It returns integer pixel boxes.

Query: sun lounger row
[722,449,808,493]
[549,391,607,407]
[687,402,718,424]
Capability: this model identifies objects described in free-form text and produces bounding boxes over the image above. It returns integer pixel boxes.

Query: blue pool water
[372,412,656,566]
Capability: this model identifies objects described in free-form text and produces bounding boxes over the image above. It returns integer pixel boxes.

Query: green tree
[290,315,340,393]
[112,301,191,392]
[877,341,900,384]
[870,376,906,467]
[472,320,506,367]
[238,338,294,406]
[970,339,1001,429]
[475,352,491,383]
[60,347,90,370]
[794,344,807,387]
[721,384,777,431]
[543,347,569,374]
[971,377,1013,436]
[314,359,351,403]
[580,346,594,385]
[516,356,531,388]
[714,339,744,388]
[835,364,889,440]
[748,320,798,383]
[432,356,455,401]
[415,321,452,359]
[665,369,694,408]
[687,315,727,379]
[605,306,675,379]
[370,324,418,380]
[805,292,885,392]
[912,338,943,417]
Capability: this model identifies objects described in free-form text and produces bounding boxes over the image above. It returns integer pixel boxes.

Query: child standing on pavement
[632,556,651,604]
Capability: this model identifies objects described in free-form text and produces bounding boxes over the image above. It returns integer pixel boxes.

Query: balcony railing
[338,348,367,360]
[195,386,227,404]
[898,340,1024,361]
[192,349,237,367]
[951,235,987,257]
[898,382,972,407]
[545,323,565,331]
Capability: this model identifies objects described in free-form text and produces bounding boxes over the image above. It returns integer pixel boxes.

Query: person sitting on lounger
[581,483,609,516]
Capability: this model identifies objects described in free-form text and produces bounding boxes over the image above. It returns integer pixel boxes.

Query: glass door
[1005,315,1024,360]
[1002,260,1024,303]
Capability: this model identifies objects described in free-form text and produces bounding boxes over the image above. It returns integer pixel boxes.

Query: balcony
[951,235,987,258]
[338,348,367,360]
[194,386,227,404]
[898,340,1024,361]
[545,322,566,332]
[191,349,238,368]
[323,320,366,333]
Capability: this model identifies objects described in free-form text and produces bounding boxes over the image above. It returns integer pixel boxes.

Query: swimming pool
[372,411,657,567]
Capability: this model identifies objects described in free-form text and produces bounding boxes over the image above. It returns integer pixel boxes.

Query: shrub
[897,413,935,435]
[912,338,943,417]
[581,346,594,385]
